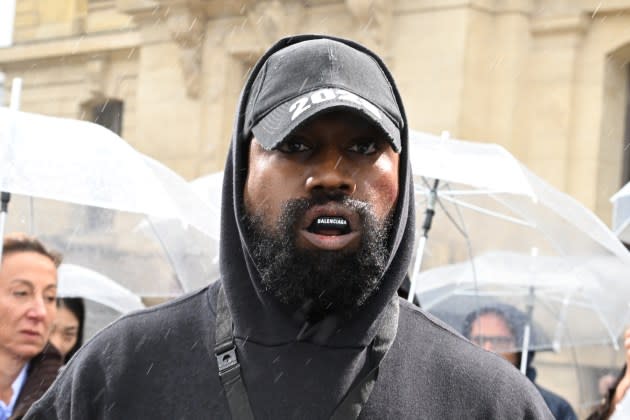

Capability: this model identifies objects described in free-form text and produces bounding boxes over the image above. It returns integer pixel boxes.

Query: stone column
[116,0,207,179]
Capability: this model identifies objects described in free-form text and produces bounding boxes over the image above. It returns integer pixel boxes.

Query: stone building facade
[0,0,629,222]
[1,1,630,415]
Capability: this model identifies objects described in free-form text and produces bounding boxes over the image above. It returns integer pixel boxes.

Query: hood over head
[219,34,415,348]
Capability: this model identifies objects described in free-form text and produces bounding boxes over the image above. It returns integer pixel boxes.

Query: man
[26,35,552,419]
[462,304,577,419]
[0,234,62,420]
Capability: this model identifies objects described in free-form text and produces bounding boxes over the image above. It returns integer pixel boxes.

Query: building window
[86,99,124,229]
[92,99,124,135]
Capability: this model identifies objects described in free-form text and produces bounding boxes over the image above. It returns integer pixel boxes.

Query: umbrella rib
[438,195,534,227]
[148,221,186,295]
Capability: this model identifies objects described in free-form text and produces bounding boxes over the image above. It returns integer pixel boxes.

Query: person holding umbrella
[48,298,84,364]
[462,304,577,419]
[0,233,62,420]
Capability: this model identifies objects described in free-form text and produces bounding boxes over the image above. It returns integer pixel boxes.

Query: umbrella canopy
[610,182,630,243]
[57,263,145,340]
[417,251,627,351]
[408,129,630,351]
[57,263,144,314]
[135,171,224,291]
[0,106,220,296]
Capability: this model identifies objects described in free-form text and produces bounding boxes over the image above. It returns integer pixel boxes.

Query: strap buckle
[216,346,238,373]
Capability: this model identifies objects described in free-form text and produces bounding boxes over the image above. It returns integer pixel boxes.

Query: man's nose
[305,152,357,195]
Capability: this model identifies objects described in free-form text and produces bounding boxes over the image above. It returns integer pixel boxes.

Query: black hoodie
[25,35,553,420]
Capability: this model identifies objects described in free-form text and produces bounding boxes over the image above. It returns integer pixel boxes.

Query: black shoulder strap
[215,286,255,420]
[330,299,398,419]
[214,285,399,420]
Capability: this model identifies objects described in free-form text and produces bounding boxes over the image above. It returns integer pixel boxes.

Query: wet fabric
[24,35,553,419]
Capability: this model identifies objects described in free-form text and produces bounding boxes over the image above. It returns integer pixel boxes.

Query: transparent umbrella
[611,182,630,244]
[57,263,145,339]
[0,105,220,297]
[408,130,630,352]
[407,130,630,414]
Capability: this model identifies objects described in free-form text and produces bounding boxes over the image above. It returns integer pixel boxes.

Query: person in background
[462,304,577,420]
[587,328,630,419]
[49,298,84,364]
[0,233,62,420]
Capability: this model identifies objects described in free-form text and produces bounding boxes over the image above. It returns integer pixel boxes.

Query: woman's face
[49,305,79,359]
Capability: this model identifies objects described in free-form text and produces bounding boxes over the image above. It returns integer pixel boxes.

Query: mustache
[280,192,370,224]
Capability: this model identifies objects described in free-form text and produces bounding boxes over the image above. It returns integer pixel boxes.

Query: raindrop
[591,3,602,18]
[334,156,343,169]
[189,17,198,32]
[71,36,84,55]
[146,362,154,375]
[273,372,284,383]
[127,48,136,59]
[272,355,281,364]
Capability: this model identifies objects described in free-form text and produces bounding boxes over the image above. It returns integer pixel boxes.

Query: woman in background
[587,328,630,419]
[49,298,84,363]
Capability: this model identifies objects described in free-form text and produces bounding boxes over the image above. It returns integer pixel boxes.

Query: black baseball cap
[243,38,403,152]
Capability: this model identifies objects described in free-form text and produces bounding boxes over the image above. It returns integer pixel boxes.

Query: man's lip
[301,204,360,231]
[299,230,360,251]
[20,330,41,338]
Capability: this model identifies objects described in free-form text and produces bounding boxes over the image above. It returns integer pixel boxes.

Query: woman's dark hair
[586,364,627,420]
[57,297,85,363]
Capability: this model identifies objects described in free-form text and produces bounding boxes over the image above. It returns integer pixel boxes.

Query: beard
[243,193,392,321]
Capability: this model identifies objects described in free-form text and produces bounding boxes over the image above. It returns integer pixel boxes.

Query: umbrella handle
[408,179,440,303]
[0,191,10,260]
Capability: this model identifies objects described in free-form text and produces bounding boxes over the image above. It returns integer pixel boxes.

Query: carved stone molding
[245,1,305,46]
[166,4,207,98]
[117,0,207,99]
[345,0,392,47]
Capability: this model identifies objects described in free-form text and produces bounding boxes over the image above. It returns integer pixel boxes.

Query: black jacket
[11,343,62,420]
[24,35,552,419]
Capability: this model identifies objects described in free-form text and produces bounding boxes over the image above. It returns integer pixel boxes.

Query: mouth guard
[309,216,350,234]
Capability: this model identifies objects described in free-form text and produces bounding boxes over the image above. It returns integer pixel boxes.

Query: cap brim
[251,89,401,153]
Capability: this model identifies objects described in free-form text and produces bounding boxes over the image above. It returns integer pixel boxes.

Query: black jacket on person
[11,343,62,420]
[528,366,577,420]
[24,35,552,419]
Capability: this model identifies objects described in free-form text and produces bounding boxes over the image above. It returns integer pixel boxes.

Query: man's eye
[277,140,310,153]
[349,140,378,155]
